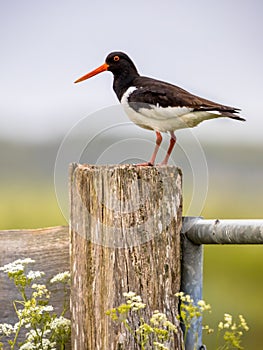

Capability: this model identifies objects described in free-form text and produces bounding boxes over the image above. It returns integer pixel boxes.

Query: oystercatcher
[75,52,245,165]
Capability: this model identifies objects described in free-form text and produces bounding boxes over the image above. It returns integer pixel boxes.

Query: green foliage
[216,314,249,350]
[203,245,263,349]
[175,292,212,346]
[106,291,249,350]
[0,259,70,350]
[176,292,249,350]
[106,292,177,349]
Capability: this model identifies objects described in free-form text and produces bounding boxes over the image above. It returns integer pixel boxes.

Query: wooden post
[70,164,183,350]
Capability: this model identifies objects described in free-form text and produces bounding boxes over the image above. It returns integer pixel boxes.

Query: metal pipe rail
[180,217,263,350]
[183,217,263,245]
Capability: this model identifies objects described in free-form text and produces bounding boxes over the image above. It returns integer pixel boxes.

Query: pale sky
[1,0,262,144]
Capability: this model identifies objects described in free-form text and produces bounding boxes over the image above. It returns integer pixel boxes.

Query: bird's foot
[135,162,154,166]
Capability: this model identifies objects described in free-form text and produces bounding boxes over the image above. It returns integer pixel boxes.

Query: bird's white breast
[121,86,221,132]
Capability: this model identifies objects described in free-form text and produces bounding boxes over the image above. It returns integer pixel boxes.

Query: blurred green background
[1,138,262,349]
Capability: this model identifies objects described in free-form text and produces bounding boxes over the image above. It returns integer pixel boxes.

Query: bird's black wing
[129,76,245,121]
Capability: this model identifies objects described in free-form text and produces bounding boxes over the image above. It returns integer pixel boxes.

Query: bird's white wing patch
[138,105,193,120]
[121,86,193,120]
[204,110,221,115]
[120,86,222,132]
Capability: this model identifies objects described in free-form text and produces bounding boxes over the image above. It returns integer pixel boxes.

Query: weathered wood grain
[70,164,183,350]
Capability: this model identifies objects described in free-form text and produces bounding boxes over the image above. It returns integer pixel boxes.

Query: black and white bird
[75,51,245,165]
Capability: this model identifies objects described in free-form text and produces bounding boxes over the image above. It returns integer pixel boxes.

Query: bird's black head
[105,51,139,76]
[74,51,139,84]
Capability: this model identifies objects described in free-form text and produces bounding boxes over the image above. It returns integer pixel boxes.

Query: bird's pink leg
[136,131,162,166]
[159,131,176,165]
[149,131,162,165]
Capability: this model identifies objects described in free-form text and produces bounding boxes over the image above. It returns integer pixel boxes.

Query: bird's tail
[222,111,246,121]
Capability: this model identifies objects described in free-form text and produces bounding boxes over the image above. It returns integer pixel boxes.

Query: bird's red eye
[114,55,120,62]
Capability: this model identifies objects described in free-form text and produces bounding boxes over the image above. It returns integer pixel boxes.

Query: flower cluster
[0,324,14,337]
[27,271,45,281]
[197,300,212,313]
[175,291,249,350]
[0,258,71,350]
[123,291,146,311]
[150,310,177,332]
[106,292,147,323]
[175,291,212,343]
[106,292,178,349]
[0,258,35,274]
[50,271,70,284]
[107,291,249,350]
[19,330,57,350]
[31,284,50,299]
[152,342,169,350]
[50,316,71,333]
[217,313,249,349]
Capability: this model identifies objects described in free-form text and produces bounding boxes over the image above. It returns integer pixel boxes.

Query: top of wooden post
[70,163,182,248]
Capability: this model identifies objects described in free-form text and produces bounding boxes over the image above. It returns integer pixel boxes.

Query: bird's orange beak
[74,62,109,83]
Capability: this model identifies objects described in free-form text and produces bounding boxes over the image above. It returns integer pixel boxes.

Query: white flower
[27,270,45,280]
[231,323,237,330]
[27,329,37,339]
[50,316,71,333]
[17,304,54,322]
[50,271,70,284]
[39,305,54,314]
[0,258,35,274]
[0,323,14,336]
[25,329,41,342]
[123,291,136,298]
[153,341,169,350]
[223,313,233,328]
[175,292,184,298]
[31,284,50,299]
[185,294,194,303]
[131,295,142,303]
[218,321,224,330]
[13,322,20,332]
[150,311,167,325]
[130,301,146,311]
[43,329,51,336]
[122,292,146,311]
[175,292,193,303]
[40,338,56,350]
[203,325,214,334]
[197,300,211,312]
[20,337,56,350]
[239,314,249,331]
[19,342,36,350]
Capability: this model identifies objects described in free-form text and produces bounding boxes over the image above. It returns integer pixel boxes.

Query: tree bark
[70,163,183,350]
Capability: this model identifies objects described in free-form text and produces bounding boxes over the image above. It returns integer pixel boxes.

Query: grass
[203,245,263,349]
[0,183,66,230]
